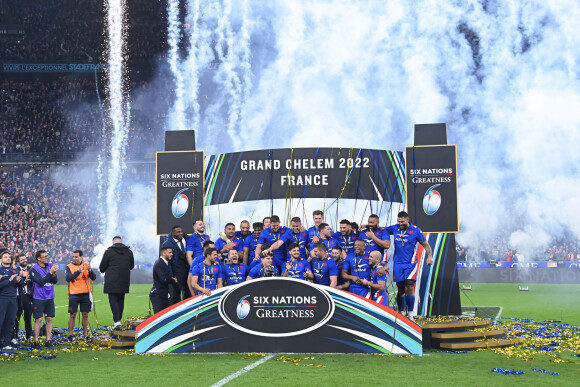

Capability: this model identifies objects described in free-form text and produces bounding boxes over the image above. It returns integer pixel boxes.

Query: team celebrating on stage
[155,210,433,317]
[0,209,432,350]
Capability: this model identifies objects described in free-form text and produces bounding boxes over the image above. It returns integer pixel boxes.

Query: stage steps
[439,337,523,350]
[419,319,521,350]
[95,319,146,349]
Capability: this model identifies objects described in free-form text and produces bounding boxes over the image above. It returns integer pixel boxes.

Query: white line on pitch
[210,353,277,387]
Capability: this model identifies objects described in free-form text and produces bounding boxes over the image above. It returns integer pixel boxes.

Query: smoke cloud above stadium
[93,0,580,261]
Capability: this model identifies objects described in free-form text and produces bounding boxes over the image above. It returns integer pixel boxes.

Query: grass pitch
[2,283,579,386]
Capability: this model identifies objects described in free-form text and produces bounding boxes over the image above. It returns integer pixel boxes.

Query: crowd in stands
[0,76,164,159]
[1,0,168,160]
[0,165,98,263]
[456,235,580,263]
[1,0,167,62]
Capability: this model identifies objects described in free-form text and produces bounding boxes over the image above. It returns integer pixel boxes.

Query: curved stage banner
[135,278,422,355]
[204,148,405,206]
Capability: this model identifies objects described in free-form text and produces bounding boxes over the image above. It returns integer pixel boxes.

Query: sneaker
[84,335,93,343]
[44,340,54,348]
[67,335,74,342]
[32,341,42,349]
[2,346,15,351]
[112,321,122,330]
[11,338,19,346]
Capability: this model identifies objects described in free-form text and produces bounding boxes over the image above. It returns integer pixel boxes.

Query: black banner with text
[405,145,459,233]
[156,151,204,235]
[204,148,405,206]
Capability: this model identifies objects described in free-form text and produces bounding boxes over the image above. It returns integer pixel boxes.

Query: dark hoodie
[99,243,134,294]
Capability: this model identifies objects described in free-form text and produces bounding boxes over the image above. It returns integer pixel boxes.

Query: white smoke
[167,0,187,131]
[104,0,131,242]
[93,0,580,261]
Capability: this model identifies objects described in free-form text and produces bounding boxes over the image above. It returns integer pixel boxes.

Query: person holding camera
[65,250,96,341]
[29,250,58,348]
[0,251,25,350]
[246,248,280,279]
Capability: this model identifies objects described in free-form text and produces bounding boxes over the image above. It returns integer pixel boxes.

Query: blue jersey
[185,233,210,260]
[334,258,346,287]
[258,227,294,268]
[385,224,426,264]
[319,238,341,258]
[244,236,260,262]
[343,252,372,290]
[370,264,388,299]
[222,263,248,286]
[248,255,262,271]
[282,259,312,280]
[190,256,222,273]
[215,236,244,263]
[290,231,308,259]
[306,225,333,247]
[310,257,338,286]
[190,262,222,291]
[248,265,280,279]
[331,231,358,255]
[235,231,253,247]
[358,227,388,256]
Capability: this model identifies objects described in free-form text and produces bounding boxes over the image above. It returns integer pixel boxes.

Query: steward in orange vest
[65,250,96,340]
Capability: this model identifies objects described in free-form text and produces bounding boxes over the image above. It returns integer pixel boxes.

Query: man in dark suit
[161,225,189,304]
[150,247,177,314]
[99,236,134,329]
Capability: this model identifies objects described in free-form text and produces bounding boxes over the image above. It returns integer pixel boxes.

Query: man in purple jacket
[29,250,58,348]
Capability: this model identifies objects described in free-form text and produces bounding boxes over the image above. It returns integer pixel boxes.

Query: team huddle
[153,210,433,317]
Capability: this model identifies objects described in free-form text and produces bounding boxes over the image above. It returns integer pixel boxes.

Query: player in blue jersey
[235,220,253,254]
[304,242,337,288]
[342,239,372,298]
[385,211,433,316]
[247,251,280,279]
[190,248,223,296]
[332,219,358,255]
[330,245,350,290]
[215,223,244,264]
[312,223,343,259]
[187,240,215,296]
[191,240,215,268]
[360,251,389,307]
[290,217,308,259]
[350,222,360,239]
[186,219,210,268]
[262,216,271,229]
[358,214,390,256]
[244,222,263,265]
[305,210,333,250]
[256,215,294,270]
[221,249,247,286]
[282,243,313,280]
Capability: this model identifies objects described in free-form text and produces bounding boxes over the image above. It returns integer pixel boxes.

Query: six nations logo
[171,188,189,218]
[422,184,441,215]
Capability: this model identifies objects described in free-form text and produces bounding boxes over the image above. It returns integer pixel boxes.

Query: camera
[263,266,274,277]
